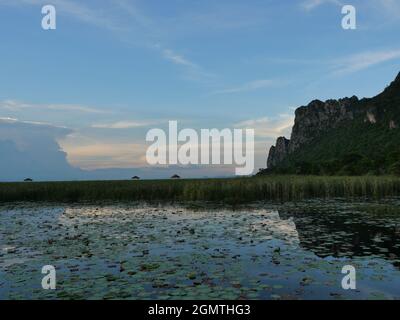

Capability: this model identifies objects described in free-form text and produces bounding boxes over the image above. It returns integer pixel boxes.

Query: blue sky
[1,0,400,179]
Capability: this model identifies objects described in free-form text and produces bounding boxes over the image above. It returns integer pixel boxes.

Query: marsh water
[1,199,400,300]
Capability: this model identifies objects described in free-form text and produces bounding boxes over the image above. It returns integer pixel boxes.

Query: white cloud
[332,49,400,75]
[369,0,400,19]
[213,79,283,95]
[61,140,149,170]
[301,0,343,11]
[0,116,69,131]
[301,0,400,20]
[234,114,294,171]
[162,49,197,68]
[0,116,77,181]
[0,116,18,122]
[235,114,294,140]
[91,120,156,129]
[0,99,109,114]
[0,0,210,81]
[114,0,153,28]
[160,48,217,82]
[0,0,122,30]
[165,2,269,35]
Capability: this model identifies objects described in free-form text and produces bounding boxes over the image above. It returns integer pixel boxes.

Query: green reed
[1,175,400,204]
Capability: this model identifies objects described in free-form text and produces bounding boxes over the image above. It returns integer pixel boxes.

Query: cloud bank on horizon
[0,117,77,181]
[0,0,400,181]
[0,117,243,181]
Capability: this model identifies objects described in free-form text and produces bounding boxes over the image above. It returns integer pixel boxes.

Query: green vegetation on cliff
[273,120,400,175]
[263,72,400,176]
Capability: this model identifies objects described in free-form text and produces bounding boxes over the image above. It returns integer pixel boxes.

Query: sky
[1,0,400,180]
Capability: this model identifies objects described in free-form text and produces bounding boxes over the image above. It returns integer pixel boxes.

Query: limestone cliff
[266,72,400,171]
[267,137,290,168]
[267,96,359,168]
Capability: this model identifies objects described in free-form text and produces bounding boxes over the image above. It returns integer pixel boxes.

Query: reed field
[1,175,400,203]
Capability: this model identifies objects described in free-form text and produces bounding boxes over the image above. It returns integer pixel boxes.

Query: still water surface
[1,199,400,300]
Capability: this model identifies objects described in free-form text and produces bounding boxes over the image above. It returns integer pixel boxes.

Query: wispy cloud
[0,116,54,127]
[91,120,157,129]
[235,114,294,140]
[0,116,71,137]
[302,0,400,20]
[332,49,400,75]
[235,114,294,170]
[114,0,153,29]
[367,0,400,19]
[159,47,217,82]
[162,49,197,68]
[0,0,122,31]
[0,99,109,114]
[301,0,343,11]
[165,3,269,34]
[0,0,211,81]
[213,79,285,95]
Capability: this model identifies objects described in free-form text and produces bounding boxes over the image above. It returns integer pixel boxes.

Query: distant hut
[131,176,140,180]
[171,174,181,179]
[24,178,33,182]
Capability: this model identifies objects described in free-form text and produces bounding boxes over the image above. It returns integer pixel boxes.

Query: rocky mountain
[263,72,400,175]
[267,137,290,168]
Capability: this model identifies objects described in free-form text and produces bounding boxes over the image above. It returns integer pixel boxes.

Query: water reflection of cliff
[252,211,300,247]
[278,206,400,267]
